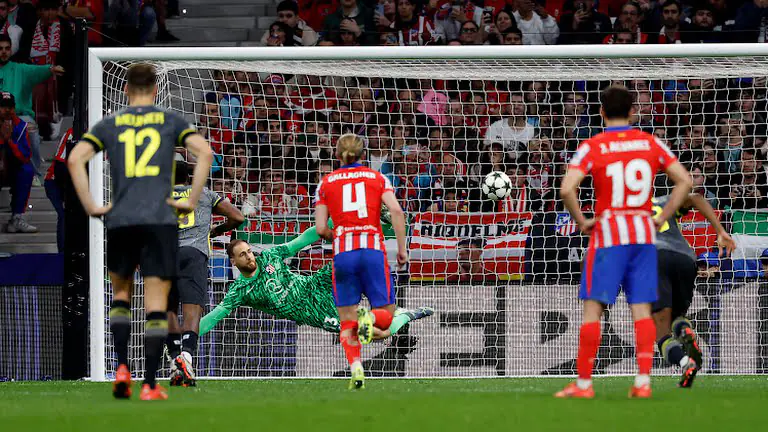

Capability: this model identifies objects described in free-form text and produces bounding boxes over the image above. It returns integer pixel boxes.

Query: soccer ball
[482,171,512,201]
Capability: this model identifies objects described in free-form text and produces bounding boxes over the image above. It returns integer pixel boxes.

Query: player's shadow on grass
[332,332,419,378]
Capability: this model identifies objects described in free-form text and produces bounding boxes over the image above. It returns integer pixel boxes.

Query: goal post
[87,44,768,381]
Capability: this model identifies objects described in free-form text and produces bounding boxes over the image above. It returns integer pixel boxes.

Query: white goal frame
[87,44,768,382]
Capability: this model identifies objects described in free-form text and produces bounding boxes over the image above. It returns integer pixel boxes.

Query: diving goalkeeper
[199,228,433,338]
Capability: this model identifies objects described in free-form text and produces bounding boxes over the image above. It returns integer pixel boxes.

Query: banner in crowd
[731,210,768,259]
[408,212,533,281]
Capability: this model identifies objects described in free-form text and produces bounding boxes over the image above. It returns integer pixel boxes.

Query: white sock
[351,360,362,371]
[181,351,193,364]
[679,355,690,368]
[576,379,592,390]
[634,374,651,388]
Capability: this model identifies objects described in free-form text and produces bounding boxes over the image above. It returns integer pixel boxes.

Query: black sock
[109,300,131,367]
[658,334,686,367]
[181,331,198,356]
[143,311,168,388]
[166,332,182,359]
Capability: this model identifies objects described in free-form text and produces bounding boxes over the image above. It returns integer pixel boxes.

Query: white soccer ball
[481,171,512,201]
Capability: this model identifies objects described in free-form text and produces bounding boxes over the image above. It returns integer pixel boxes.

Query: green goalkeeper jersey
[199,226,342,335]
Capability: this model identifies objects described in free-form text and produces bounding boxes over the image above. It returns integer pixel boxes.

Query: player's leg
[358,250,396,345]
[371,307,436,340]
[173,248,208,387]
[671,257,701,387]
[137,225,178,400]
[625,244,659,399]
[556,245,624,399]
[166,286,183,386]
[106,227,140,399]
[332,252,365,389]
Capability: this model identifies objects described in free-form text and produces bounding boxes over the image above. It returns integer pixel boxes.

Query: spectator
[367,125,392,172]
[309,158,335,197]
[728,146,768,210]
[700,143,724,195]
[379,30,399,45]
[603,1,648,44]
[716,115,746,173]
[458,19,481,45]
[284,74,338,116]
[107,0,161,46]
[0,92,35,233]
[559,91,594,141]
[432,0,483,43]
[631,91,655,132]
[733,0,768,43]
[690,164,719,209]
[676,121,710,166]
[513,0,559,45]
[501,26,524,44]
[607,29,635,44]
[261,1,318,46]
[9,0,36,59]
[322,0,376,45]
[428,187,466,212]
[302,111,333,161]
[484,92,534,160]
[498,163,529,212]
[0,0,22,56]
[392,0,437,45]
[681,3,722,43]
[198,102,234,155]
[655,0,683,44]
[31,0,75,138]
[65,0,106,46]
[373,0,396,33]
[469,141,511,184]
[451,238,494,282]
[0,34,64,183]
[486,9,515,44]
[299,0,339,33]
[558,0,612,44]
[265,21,297,46]
[44,127,69,251]
[242,166,303,216]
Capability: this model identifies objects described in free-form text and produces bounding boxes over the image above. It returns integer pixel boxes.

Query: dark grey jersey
[83,106,196,229]
[652,195,696,261]
[173,186,222,257]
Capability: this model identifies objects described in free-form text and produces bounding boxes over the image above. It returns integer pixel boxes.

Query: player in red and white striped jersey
[315,133,408,390]
[556,85,692,399]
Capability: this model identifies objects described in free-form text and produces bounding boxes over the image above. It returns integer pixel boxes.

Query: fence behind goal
[88,46,768,380]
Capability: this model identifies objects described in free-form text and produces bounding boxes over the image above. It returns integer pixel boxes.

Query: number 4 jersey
[82,106,197,229]
[315,163,394,255]
[569,126,678,249]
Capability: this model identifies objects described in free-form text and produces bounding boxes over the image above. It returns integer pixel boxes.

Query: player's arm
[382,190,408,265]
[67,139,111,217]
[211,197,245,237]
[683,193,736,257]
[199,289,240,336]
[656,161,693,230]
[315,204,332,241]
[559,167,594,234]
[284,219,335,256]
[168,133,213,213]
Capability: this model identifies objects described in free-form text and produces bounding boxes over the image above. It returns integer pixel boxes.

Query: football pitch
[2,377,767,431]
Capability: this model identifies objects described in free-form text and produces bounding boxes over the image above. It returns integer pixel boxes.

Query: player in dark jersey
[67,64,213,401]
[651,193,735,388]
[166,161,244,387]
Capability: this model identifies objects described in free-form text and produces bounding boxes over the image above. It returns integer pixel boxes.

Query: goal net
[89,46,768,381]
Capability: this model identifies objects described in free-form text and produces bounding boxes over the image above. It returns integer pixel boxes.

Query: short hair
[601,84,634,120]
[126,63,157,95]
[174,160,189,185]
[0,34,11,46]
[276,0,299,14]
[226,239,248,259]
[662,0,681,12]
[37,0,59,10]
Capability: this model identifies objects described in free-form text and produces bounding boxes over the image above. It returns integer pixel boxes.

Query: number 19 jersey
[569,126,678,249]
[315,163,394,255]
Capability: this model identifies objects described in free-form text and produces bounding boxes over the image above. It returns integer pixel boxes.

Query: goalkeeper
[199,228,433,338]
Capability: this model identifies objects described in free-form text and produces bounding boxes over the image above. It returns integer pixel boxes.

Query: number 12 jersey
[568,126,678,249]
[315,163,394,255]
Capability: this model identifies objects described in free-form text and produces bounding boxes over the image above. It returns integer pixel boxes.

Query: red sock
[340,320,361,365]
[577,321,601,380]
[634,317,656,376]
[371,309,393,330]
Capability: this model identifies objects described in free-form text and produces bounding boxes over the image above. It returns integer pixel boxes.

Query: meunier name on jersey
[114,112,166,127]
[600,140,651,154]
[325,171,378,182]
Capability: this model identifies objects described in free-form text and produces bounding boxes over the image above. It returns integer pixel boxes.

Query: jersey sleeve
[653,137,678,170]
[568,140,594,174]
[81,118,111,153]
[314,177,327,206]
[170,112,198,147]
[266,245,292,260]
[380,172,394,195]
[205,188,223,209]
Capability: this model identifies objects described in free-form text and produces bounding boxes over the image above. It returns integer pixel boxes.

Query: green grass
[2,377,767,431]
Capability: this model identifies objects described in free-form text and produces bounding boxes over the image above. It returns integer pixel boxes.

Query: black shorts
[106,225,178,280]
[652,249,697,317]
[169,246,209,308]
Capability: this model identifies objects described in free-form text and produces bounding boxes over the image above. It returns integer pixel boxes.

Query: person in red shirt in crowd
[0,0,22,56]
[299,0,339,33]
[45,127,70,251]
[65,0,105,46]
[603,1,648,44]
[392,0,438,45]
[243,165,306,217]
[284,74,338,116]
[198,102,234,155]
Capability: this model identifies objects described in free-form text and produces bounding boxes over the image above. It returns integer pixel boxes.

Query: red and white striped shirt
[315,164,393,255]
[569,126,678,248]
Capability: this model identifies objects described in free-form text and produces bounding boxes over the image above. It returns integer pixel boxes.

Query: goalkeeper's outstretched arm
[199,291,240,336]
[283,219,335,256]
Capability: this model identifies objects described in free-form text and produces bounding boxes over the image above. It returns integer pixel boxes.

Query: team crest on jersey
[265,264,276,274]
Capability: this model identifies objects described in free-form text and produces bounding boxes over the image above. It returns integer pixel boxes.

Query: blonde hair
[336,133,365,165]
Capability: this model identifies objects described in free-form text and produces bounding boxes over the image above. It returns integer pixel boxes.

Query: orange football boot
[112,364,132,399]
[629,384,652,399]
[139,384,169,401]
[554,382,595,399]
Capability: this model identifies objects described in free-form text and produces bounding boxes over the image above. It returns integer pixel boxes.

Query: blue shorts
[332,249,395,308]
[580,244,658,305]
